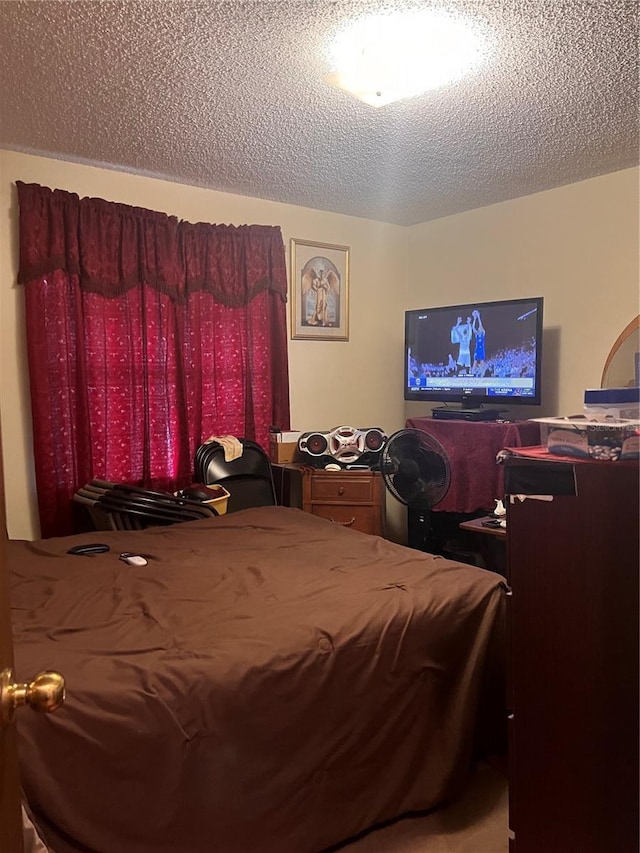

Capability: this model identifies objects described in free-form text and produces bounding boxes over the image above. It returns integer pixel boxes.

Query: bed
[9,506,506,853]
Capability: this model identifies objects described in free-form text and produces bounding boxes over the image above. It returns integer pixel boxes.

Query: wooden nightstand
[272,464,386,537]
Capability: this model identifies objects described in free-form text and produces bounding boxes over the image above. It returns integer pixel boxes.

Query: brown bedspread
[9,506,505,853]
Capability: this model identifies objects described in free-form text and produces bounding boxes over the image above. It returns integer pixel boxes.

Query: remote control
[119,553,148,567]
[67,543,110,555]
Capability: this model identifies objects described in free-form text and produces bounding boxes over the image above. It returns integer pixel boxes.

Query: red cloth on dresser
[405,417,541,513]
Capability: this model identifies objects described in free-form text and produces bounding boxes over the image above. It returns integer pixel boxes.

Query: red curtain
[17,182,290,538]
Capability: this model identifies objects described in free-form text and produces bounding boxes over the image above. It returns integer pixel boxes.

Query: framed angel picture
[290,238,349,340]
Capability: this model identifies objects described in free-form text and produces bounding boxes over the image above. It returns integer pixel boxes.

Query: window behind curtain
[17,182,290,538]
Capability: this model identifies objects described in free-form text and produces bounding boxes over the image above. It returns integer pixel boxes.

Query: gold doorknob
[1,668,66,726]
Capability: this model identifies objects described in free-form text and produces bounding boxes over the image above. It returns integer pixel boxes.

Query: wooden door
[0,432,23,852]
[1,424,65,852]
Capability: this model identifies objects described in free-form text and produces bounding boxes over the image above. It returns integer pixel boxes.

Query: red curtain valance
[16,181,288,306]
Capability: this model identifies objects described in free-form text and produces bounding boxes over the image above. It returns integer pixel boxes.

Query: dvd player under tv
[431,407,505,421]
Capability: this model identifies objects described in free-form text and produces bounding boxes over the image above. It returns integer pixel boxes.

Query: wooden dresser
[504,455,639,853]
[272,464,386,537]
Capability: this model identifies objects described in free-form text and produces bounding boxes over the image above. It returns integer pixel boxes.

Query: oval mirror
[601,315,640,388]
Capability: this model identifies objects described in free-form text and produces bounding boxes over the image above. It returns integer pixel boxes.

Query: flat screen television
[405,296,543,418]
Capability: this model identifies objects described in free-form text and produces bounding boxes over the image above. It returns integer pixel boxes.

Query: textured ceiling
[0,0,638,225]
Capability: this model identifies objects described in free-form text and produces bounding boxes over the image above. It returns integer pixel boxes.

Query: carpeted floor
[338,763,508,853]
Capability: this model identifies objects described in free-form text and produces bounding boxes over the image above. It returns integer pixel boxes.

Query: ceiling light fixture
[325,9,490,108]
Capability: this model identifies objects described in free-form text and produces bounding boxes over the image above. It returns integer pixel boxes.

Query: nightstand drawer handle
[330,516,356,527]
[338,486,345,495]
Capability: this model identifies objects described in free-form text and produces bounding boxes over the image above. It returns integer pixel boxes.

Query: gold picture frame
[290,238,349,340]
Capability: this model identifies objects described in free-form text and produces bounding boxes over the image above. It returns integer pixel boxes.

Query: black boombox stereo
[297,426,388,469]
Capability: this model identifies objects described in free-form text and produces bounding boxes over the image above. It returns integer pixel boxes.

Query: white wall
[405,167,640,421]
[0,150,408,540]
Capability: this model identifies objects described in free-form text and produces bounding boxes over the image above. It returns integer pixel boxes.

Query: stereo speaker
[297,426,387,468]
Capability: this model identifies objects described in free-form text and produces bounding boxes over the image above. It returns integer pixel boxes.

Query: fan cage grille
[380,429,451,508]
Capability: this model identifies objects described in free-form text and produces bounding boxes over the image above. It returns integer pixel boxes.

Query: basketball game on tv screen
[405,298,542,401]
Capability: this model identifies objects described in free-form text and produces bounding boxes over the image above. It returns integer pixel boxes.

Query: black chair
[73,480,218,531]
[194,438,276,513]
[73,487,119,531]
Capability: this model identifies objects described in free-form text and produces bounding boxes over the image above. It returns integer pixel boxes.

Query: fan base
[407,506,437,552]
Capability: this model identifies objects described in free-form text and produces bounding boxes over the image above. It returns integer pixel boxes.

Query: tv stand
[405,416,541,514]
[431,406,505,422]
[405,416,541,516]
